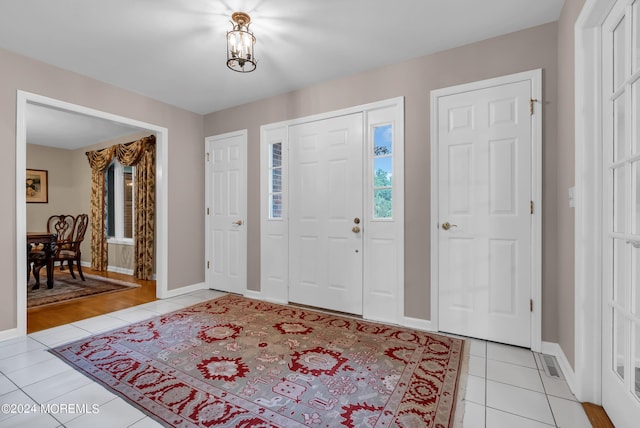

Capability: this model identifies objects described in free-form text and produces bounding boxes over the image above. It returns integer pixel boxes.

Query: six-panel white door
[437,80,532,347]
[207,132,247,295]
[289,113,364,315]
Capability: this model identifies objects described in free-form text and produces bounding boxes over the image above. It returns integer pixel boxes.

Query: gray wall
[1,47,204,331]
[204,23,559,328]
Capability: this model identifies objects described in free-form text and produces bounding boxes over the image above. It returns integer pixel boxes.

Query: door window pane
[635,324,640,399]
[374,157,392,186]
[633,81,640,155]
[634,162,640,234]
[614,94,626,161]
[373,126,393,156]
[374,189,392,218]
[614,16,627,90]
[634,2,640,73]
[634,243,640,316]
[614,309,626,380]
[614,166,626,233]
[614,239,628,304]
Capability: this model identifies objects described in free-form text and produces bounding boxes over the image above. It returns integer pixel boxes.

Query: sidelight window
[269,142,283,219]
[373,124,393,219]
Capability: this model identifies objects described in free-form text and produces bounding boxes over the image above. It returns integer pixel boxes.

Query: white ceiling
[2,0,564,117]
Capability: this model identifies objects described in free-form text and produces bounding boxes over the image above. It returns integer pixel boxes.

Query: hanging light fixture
[227,11,257,73]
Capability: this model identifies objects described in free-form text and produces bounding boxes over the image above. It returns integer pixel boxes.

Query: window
[373,124,393,218]
[106,161,135,242]
[269,142,283,219]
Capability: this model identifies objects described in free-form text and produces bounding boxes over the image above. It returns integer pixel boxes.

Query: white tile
[462,400,485,428]
[22,369,93,404]
[0,389,36,422]
[64,397,146,428]
[486,359,544,392]
[0,348,57,373]
[187,289,226,301]
[0,411,61,427]
[469,355,486,378]
[469,338,487,358]
[166,294,206,307]
[29,324,91,348]
[108,307,158,323]
[4,357,74,388]
[486,407,554,428]
[0,337,46,359]
[487,342,537,369]
[71,315,129,334]
[548,396,591,428]
[128,416,166,428]
[464,375,486,405]
[486,380,554,425]
[136,300,183,315]
[0,374,17,395]
[540,373,576,401]
[45,383,117,424]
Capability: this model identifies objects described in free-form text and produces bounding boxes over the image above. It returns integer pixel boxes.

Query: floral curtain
[86,135,156,279]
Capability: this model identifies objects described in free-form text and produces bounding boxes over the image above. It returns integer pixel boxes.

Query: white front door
[436,78,534,347]
[289,113,363,315]
[205,131,247,294]
[601,2,640,425]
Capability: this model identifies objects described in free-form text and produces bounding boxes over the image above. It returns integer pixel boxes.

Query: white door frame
[12,90,169,339]
[204,129,248,294]
[574,0,614,404]
[430,69,543,352]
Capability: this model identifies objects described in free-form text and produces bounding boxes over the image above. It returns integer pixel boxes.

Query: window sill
[107,238,134,246]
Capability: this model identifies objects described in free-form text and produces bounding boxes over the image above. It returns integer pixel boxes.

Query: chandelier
[227,12,257,73]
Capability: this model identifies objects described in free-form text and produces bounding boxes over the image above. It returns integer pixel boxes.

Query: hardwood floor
[582,402,615,428]
[27,267,156,334]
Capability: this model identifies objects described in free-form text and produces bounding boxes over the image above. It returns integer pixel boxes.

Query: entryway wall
[202,21,559,329]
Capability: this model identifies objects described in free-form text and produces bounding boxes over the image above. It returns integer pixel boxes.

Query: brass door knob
[354,217,361,224]
[442,222,457,231]
[352,226,361,233]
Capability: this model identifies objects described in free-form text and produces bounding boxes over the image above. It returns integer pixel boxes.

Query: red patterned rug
[50,295,465,427]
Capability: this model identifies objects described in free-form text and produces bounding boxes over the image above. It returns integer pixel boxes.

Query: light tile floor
[0,290,591,427]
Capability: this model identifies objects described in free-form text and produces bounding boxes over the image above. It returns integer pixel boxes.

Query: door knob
[232,220,243,226]
[353,217,361,224]
[352,226,361,233]
[441,222,457,231]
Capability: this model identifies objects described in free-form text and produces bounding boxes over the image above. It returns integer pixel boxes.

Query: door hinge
[206,152,210,162]
[207,261,210,269]
[530,98,538,116]
[530,299,533,312]
[530,201,534,214]
[206,207,210,215]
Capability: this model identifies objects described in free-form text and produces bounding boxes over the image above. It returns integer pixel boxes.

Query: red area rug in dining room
[50,295,465,427]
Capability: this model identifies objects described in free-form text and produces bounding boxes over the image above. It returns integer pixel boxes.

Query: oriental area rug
[27,271,140,308]
[50,295,465,427]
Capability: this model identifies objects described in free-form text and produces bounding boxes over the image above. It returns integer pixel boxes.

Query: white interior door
[206,131,247,294]
[602,2,640,425]
[436,79,533,348]
[289,113,363,314]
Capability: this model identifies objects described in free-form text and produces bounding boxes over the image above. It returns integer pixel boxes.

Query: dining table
[27,232,57,289]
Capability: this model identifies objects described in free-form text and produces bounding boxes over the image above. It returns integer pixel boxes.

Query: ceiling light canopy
[227,11,256,73]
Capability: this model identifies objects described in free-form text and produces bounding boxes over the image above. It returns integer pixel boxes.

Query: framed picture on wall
[26,169,48,203]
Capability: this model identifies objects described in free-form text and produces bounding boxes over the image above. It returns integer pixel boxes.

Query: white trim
[574,0,612,404]
[107,266,135,276]
[161,282,207,298]
[243,289,289,305]
[542,341,578,396]
[0,328,21,342]
[403,317,435,332]
[430,69,543,352]
[15,91,169,339]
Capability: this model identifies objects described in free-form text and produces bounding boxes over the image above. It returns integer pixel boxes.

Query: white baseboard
[107,266,134,275]
[542,341,577,395]
[0,328,21,343]
[160,282,207,299]
[243,290,288,305]
[403,316,435,332]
